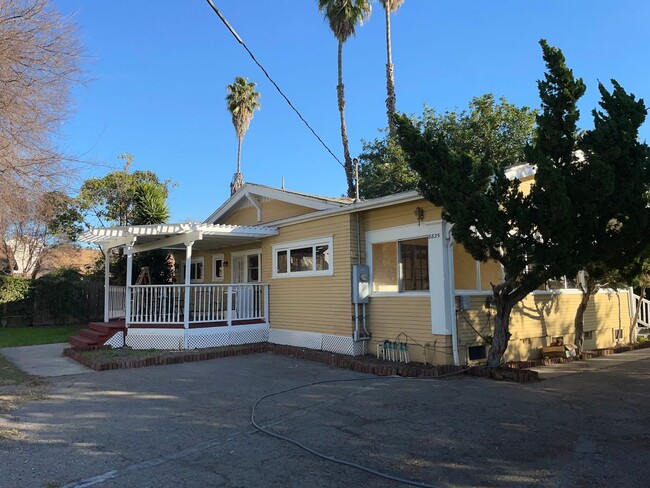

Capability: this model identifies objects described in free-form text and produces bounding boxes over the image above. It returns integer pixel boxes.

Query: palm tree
[318,0,371,198]
[226,76,261,195]
[380,0,404,136]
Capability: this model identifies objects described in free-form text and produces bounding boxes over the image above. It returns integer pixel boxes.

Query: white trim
[272,237,334,279]
[366,222,437,296]
[181,256,204,283]
[204,183,347,224]
[230,249,262,283]
[505,163,536,180]
[212,253,225,282]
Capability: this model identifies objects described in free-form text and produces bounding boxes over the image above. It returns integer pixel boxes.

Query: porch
[76,223,278,349]
[108,283,269,328]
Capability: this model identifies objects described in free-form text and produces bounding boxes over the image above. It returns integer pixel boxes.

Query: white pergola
[79,223,279,323]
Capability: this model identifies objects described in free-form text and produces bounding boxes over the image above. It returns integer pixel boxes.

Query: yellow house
[78,169,634,365]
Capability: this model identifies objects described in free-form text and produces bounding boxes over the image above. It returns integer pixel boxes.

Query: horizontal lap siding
[264,214,354,337]
[363,200,442,232]
[456,291,631,362]
[367,296,452,364]
[223,200,318,226]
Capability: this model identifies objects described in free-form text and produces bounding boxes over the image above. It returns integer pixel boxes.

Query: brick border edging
[63,343,538,382]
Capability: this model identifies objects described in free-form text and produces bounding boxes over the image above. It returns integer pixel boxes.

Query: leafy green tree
[379,0,405,136]
[569,81,650,353]
[359,94,536,199]
[395,40,589,367]
[226,76,261,195]
[133,181,171,225]
[318,0,372,198]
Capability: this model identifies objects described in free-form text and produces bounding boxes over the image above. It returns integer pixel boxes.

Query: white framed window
[272,237,333,278]
[212,253,225,282]
[181,257,204,283]
[371,238,429,293]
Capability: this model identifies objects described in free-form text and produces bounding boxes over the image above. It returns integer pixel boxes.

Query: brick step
[69,335,96,348]
[79,328,109,342]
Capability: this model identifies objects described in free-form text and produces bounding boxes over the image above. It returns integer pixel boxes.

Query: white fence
[129,283,269,326]
[108,285,127,319]
[633,293,650,328]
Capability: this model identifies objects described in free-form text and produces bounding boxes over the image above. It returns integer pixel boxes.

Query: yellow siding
[364,199,442,232]
[366,296,452,364]
[262,213,354,337]
[456,291,631,362]
[518,175,534,196]
[223,200,318,226]
[454,245,477,289]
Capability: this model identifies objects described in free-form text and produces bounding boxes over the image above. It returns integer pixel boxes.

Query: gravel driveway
[2,350,650,488]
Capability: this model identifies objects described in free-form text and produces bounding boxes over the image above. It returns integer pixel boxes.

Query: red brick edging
[64,343,541,382]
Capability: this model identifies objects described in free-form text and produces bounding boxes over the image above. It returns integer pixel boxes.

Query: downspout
[446,227,460,366]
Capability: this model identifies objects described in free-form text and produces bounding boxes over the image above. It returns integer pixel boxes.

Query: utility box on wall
[352,264,370,304]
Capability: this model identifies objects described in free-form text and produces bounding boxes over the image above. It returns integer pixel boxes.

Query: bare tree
[0,0,83,202]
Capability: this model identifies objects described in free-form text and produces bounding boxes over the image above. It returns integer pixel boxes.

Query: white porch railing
[128,283,269,326]
[633,293,650,328]
[108,285,127,319]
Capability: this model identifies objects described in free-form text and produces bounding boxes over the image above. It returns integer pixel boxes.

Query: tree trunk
[337,40,354,198]
[630,286,646,343]
[384,7,396,136]
[574,287,593,357]
[487,282,528,368]
[236,135,242,174]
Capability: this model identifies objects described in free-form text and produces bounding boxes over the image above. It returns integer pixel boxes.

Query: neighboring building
[79,170,632,365]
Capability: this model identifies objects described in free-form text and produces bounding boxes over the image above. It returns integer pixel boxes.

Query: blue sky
[54,0,650,222]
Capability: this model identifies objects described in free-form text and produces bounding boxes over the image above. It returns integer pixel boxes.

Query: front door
[231,251,261,319]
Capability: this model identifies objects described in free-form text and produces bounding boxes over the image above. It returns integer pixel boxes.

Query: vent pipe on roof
[281,176,284,189]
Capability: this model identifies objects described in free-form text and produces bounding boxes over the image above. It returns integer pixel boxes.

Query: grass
[0,326,81,348]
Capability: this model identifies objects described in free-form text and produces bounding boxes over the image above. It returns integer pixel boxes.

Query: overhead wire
[205,0,345,169]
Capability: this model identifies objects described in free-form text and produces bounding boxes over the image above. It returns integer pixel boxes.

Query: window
[614,329,623,340]
[468,345,487,361]
[371,237,429,293]
[212,253,225,282]
[181,257,204,283]
[584,330,593,340]
[273,237,333,277]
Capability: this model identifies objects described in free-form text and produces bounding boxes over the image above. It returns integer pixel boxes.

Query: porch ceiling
[79,223,278,252]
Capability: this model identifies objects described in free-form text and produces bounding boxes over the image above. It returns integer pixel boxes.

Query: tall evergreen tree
[380,0,405,136]
[226,76,261,195]
[318,0,372,198]
[396,40,588,367]
[570,81,650,352]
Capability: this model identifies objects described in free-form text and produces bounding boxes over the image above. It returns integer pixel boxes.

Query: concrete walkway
[528,347,650,379]
[0,343,94,377]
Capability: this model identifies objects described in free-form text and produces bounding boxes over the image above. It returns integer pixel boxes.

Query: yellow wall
[222,200,317,226]
[364,200,442,232]
[456,291,631,363]
[365,296,453,364]
[262,213,354,337]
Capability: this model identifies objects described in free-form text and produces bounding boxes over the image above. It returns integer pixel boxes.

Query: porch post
[183,241,193,334]
[263,284,269,325]
[125,247,133,329]
[103,248,110,322]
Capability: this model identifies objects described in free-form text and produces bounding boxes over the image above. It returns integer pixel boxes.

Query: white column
[263,284,269,325]
[183,241,193,332]
[427,221,453,336]
[125,247,133,328]
[103,248,110,322]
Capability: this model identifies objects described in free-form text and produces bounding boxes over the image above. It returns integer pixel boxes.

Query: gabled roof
[203,183,353,224]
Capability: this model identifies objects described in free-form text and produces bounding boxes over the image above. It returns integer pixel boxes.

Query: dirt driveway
[2,350,650,488]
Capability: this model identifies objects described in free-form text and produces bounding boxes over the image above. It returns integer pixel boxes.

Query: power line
[205,0,344,169]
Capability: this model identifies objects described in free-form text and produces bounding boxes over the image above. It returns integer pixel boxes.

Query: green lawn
[0,326,80,348]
